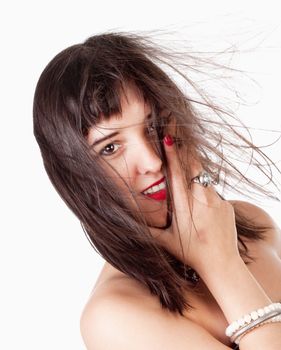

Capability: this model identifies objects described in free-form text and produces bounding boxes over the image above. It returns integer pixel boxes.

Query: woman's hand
[150,135,241,277]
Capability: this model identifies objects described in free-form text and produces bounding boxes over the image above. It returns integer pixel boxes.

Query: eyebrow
[90,112,152,147]
[91,131,120,147]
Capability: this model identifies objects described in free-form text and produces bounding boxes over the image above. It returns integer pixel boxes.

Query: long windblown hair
[33,31,280,315]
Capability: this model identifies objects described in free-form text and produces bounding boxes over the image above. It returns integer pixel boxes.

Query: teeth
[143,181,165,195]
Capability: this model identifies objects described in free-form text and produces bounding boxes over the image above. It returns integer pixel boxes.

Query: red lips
[141,177,165,193]
[141,177,166,201]
[144,189,167,201]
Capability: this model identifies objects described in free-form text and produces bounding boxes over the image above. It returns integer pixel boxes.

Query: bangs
[81,78,152,136]
[50,34,172,138]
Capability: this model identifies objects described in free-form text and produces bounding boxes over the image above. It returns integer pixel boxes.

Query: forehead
[91,87,151,132]
[86,86,153,146]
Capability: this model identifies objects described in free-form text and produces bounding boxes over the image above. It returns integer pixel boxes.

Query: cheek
[102,169,168,227]
[101,161,136,204]
[107,160,137,194]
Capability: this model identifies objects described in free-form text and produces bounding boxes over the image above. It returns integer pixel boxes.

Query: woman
[33,32,281,349]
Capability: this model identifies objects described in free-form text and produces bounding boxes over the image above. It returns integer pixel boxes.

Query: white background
[1,1,281,349]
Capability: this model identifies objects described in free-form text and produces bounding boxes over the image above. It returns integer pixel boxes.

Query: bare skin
[81,86,281,349]
[81,201,281,348]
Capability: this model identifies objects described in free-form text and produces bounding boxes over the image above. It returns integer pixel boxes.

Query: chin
[145,208,171,229]
[134,196,170,228]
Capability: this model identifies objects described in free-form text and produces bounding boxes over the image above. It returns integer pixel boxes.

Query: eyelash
[99,117,170,157]
[146,121,157,135]
[99,143,122,156]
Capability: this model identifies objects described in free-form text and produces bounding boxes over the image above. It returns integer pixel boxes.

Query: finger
[163,135,201,178]
[190,169,222,208]
[163,135,203,210]
[163,134,190,212]
[163,134,221,208]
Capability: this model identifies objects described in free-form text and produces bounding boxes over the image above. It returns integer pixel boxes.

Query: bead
[264,306,271,313]
[257,308,265,317]
[250,311,259,320]
[225,303,281,339]
[225,327,232,337]
[238,318,245,327]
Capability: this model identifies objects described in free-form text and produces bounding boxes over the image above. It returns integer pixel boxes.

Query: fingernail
[164,134,174,146]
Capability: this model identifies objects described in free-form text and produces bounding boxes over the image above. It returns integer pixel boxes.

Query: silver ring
[191,171,219,188]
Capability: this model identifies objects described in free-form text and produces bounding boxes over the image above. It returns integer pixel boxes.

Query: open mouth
[141,177,167,201]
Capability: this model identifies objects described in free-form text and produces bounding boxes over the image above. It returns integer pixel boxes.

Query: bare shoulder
[229,199,281,256]
[80,276,231,350]
[228,200,281,302]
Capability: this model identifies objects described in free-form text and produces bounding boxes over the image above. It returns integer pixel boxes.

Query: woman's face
[86,87,169,228]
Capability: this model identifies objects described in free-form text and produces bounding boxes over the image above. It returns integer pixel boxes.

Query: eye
[99,143,121,156]
[146,121,157,135]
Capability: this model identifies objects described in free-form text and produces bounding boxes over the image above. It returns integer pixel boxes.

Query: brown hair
[33,31,280,315]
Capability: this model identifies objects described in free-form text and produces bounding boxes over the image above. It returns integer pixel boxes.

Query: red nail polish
[164,134,174,146]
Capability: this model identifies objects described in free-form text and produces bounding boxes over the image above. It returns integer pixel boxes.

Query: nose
[134,140,162,175]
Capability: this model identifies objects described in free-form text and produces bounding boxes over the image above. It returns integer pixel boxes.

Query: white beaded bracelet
[232,313,281,345]
[225,302,281,338]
